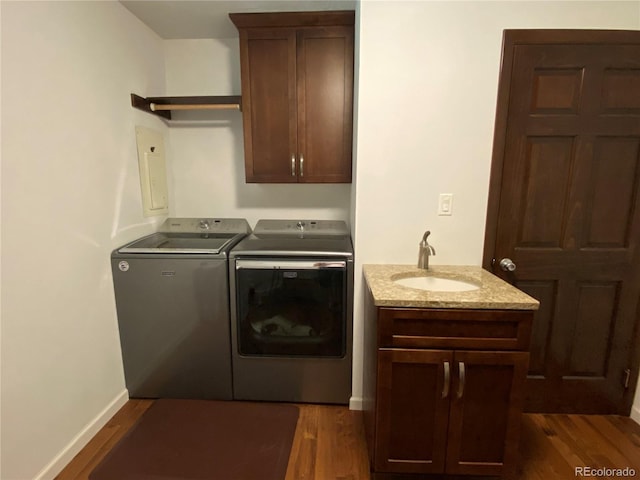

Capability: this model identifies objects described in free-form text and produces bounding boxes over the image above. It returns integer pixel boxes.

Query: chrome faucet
[418,230,436,269]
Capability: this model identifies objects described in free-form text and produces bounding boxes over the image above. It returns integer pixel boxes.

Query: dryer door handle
[235,259,346,270]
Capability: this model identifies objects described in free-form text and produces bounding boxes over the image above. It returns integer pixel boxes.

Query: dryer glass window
[235,259,347,357]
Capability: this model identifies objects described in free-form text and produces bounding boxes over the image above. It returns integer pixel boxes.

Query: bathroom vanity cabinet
[362,265,539,479]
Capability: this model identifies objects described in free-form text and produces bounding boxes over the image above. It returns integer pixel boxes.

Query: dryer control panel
[253,219,348,236]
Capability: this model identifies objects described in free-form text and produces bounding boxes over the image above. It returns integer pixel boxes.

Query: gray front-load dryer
[111,218,250,400]
[229,219,354,404]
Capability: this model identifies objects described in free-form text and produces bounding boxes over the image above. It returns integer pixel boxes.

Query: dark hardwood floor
[55,400,640,480]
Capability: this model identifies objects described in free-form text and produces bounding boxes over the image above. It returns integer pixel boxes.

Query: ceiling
[120,0,357,39]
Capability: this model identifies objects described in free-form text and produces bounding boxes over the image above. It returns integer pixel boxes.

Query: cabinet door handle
[457,362,466,399]
[442,361,450,398]
[291,155,296,176]
[300,154,304,177]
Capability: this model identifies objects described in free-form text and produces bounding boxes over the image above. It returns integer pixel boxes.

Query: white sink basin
[393,276,480,292]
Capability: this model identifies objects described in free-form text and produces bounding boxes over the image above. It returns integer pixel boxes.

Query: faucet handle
[421,230,431,244]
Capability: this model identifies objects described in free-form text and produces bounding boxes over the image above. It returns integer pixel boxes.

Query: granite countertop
[363,264,539,310]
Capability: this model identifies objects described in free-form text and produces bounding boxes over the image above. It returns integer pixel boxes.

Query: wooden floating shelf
[131,94,242,120]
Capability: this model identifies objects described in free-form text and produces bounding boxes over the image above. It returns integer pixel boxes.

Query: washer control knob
[296,221,306,231]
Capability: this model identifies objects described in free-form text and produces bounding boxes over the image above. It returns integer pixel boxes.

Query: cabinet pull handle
[442,361,450,398]
[300,154,304,177]
[291,155,296,176]
[457,362,466,399]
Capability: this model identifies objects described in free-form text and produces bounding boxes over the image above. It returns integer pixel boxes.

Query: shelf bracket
[131,93,242,120]
[131,94,171,120]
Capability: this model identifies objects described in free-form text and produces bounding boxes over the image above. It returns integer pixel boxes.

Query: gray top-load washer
[111,217,250,400]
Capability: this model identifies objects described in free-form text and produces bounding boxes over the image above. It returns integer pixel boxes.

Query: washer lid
[117,217,251,254]
[119,232,240,254]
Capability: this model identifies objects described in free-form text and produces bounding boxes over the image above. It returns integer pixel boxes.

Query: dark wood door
[297,26,353,183]
[446,351,529,477]
[238,27,297,183]
[484,30,640,414]
[374,348,452,474]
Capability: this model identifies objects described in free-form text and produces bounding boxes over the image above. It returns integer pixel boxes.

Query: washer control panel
[160,218,251,234]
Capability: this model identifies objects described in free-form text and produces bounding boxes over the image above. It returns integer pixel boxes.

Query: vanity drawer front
[378,308,533,350]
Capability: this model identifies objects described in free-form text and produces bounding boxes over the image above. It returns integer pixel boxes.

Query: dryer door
[234,259,347,358]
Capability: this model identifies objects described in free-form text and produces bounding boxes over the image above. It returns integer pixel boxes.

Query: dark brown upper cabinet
[230,11,354,183]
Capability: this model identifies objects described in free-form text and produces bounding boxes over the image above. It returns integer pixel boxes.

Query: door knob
[499,258,516,272]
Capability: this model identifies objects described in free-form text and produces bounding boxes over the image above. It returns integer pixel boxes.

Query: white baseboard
[34,389,129,480]
[631,404,640,426]
[349,396,364,411]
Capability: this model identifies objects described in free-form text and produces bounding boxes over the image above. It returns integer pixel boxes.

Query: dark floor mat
[89,399,299,480]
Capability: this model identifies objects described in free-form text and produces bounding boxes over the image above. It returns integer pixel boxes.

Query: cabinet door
[239,28,298,182]
[445,351,529,477]
[375,348,452,474]
[296,26,353,183]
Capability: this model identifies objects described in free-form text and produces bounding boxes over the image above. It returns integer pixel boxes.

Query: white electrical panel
[135,126,169,217]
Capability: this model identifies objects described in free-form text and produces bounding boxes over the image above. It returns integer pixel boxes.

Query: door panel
[518,137,574,247]
[516,280,556,376]
[586,137,640,247]
[601,66,640,112]
[569,282,618,376]
[484,30,640,414]
[374,349,451,474]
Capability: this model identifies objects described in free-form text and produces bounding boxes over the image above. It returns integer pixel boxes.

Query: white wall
[351,0,640,408]
[2,3,640,479]
[1,2,168,478]
[164,39,352,226]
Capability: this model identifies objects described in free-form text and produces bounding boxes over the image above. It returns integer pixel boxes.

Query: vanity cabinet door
[445,351,529,477]
[374,348,452,474]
